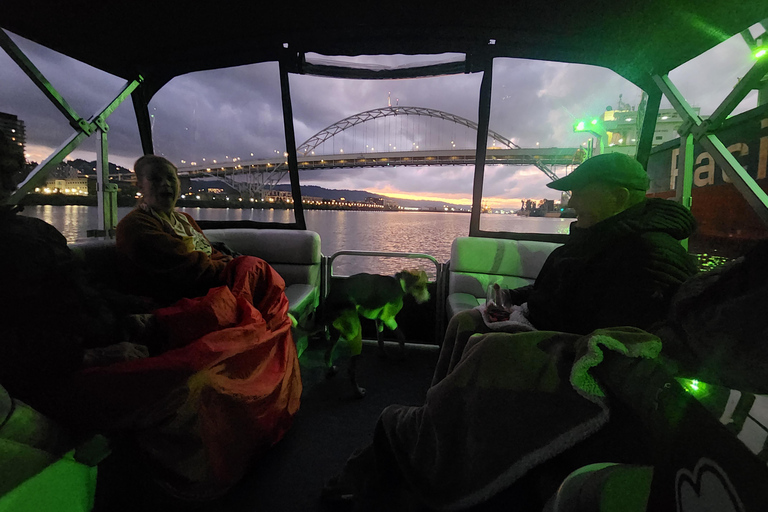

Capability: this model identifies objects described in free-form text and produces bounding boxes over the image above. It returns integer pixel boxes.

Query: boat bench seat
[446,236,561,320]
[70,228,323,327]
[0,384,109,511]
[204,228,322,326]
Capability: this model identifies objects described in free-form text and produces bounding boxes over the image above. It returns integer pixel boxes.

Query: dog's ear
[397,268,418,288]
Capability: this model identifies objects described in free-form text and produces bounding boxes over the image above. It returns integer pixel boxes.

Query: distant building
[38,177,89,196]
[365,196,385,206]
[266,190,294,203]
[301,195,323,205]
[36,162,89,195]
[0,112,26,153]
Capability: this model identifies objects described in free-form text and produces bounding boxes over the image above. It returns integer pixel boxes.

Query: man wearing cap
[519,151,697,333]
[324,153,699,510]
[433,152,697,383]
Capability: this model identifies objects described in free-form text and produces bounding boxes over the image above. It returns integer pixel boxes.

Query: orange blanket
[55,256,302,498]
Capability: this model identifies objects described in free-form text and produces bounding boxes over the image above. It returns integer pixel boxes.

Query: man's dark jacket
[508,198,698,334]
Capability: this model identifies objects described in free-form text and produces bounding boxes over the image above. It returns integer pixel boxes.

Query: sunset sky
[1,26,762,209]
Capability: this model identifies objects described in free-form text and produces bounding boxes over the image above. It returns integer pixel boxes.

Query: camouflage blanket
[337,326,660,511]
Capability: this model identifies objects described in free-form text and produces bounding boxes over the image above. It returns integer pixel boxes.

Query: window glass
[652,27,768,260]
[668,30,760,117]
[480,58,642,233]
[1,30,142,239]
[0,30,141,169]
[288,69,482,272]
[152,62,294,222]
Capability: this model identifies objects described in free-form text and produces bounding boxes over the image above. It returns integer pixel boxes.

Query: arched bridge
[176,106,583,197]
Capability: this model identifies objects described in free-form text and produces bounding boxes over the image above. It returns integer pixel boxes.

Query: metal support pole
[704,56,768,133]
[93,129,118,237]
[677,134,694,208]
[636,89,661,168]
[279,56,307,230]
[132,82,154,156]
[677,133,695,251]
[700,134,768,226]
[11,131,90,201]
[469,55,493,236]
[654,73,768,227]
[4,32,142,206]
[0,29,90,134]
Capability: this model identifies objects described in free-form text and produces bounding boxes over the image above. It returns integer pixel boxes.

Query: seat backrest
[204,228,322,289]
[448,236,561,299]
[71,229,322,290]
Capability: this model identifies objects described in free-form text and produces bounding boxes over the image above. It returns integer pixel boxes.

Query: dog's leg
[393,327,407,360]
[375,319,388,358]
[347,355,366,398]
[325,329,340,378]
[347,325,366,398]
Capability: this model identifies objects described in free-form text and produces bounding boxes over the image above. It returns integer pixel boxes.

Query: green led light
[677,377,707,396]
[575,121,585,131]
[755,48,767,59]
[590,119,598,125]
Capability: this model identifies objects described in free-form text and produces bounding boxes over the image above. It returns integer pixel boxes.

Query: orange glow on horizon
[366,187,472,206]
[366,186,536,210]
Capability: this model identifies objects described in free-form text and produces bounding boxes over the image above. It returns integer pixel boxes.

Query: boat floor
[216,339,439,512]
[95,339,440,512]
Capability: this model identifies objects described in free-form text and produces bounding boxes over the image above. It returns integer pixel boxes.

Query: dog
[321,268,430,398]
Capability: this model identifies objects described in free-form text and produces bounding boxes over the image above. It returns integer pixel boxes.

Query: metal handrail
[323,250,446,345]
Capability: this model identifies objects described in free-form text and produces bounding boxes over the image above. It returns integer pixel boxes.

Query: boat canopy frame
[652,50,768,227]
[2,4,768,239]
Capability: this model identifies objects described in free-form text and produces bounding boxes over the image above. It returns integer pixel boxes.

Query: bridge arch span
[297,106,522,155]
[296,106,558,179]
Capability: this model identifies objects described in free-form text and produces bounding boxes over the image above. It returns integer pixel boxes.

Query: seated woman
[69,155,302,502]
[116,154,235,304]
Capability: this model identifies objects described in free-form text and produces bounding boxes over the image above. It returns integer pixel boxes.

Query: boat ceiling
[3,0,767,94]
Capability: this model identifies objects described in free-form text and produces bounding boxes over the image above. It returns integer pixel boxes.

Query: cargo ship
[589,98,768,256]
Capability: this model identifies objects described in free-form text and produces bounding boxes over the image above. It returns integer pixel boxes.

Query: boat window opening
[648,30,768,262]
[478,58,641,234]
[645,103,768,262]
[303,53,466,72]
[153,61,295,225]
[667,31,760,118]
[287,71,480,268]
[0,29,143,173]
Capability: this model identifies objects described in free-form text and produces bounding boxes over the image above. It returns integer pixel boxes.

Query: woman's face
[137,163,180,214]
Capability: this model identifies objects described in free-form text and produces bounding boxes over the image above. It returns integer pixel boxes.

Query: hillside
[271,184,467,210]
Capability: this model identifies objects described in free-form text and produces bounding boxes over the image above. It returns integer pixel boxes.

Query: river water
[18,205,571,276]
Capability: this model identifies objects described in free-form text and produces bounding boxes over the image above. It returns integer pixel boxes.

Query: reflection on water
[18,206,570,276]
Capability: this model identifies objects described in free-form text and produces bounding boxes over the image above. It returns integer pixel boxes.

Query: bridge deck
[177,147,581,176]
